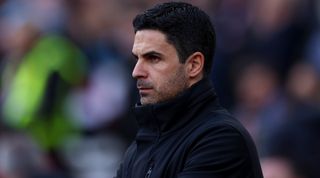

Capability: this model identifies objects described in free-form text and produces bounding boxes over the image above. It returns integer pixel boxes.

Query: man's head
[132,2,216,105]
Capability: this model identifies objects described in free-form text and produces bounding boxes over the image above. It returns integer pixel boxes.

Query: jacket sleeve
[177,122,259,178]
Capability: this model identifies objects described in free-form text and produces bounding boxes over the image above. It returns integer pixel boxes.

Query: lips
[137,86,153,91]
[137,87,152,90]
[137,80,153,89]
[136,80,153,94]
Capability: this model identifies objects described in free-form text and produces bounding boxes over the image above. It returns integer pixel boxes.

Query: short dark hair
[133,2,216,76]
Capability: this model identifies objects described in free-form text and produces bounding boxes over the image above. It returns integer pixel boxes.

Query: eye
[146,55,161,63]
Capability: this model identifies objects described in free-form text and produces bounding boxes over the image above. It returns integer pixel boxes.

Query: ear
[185,52,204,79]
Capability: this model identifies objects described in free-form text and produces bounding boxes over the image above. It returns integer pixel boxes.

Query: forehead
[132,30,174,55]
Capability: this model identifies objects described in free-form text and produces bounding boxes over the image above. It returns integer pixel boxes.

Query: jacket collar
[133,78,218,134]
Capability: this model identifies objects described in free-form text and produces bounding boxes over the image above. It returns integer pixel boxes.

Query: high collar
[133,78,218,134]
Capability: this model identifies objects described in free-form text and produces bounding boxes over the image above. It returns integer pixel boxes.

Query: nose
[132,60,147,79]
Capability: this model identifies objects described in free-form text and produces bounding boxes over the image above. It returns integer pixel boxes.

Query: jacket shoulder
[198,109,251,138]
[179,109,263,177]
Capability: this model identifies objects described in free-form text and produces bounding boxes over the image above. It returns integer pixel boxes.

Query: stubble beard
[140,67,189,105]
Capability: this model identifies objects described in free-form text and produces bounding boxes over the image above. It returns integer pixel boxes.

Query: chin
[140,98,163,105]
[140,98,155,105]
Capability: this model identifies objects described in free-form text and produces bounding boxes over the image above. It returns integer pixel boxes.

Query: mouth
[136,80,153,94]
[137,87,152,91]
[137,86,153,95]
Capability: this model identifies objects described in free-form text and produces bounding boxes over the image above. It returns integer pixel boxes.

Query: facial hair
[139,65,189,105]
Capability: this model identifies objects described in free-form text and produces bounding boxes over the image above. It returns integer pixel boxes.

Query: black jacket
[116,79,263,178]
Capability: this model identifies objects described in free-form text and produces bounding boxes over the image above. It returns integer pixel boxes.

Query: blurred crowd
[0,0,319,178]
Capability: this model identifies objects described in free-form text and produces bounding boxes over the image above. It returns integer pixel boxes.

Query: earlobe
[186,52,204,78]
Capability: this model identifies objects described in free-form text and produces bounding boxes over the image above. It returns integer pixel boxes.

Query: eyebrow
[132,51,164,59]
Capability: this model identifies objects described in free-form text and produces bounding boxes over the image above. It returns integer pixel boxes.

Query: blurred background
[0,0,319,178]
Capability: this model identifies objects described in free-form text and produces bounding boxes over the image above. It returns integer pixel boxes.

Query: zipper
[145,162,154,178]
[145,110,159,178]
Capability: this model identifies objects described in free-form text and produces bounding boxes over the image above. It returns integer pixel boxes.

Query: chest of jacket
[122,113,214,178]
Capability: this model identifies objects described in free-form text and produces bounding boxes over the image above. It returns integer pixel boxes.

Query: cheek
[152,74,167,90]
[149,73,171,94]
[150,64,185,90]
[149,67,170,84]
[161,68,187,91]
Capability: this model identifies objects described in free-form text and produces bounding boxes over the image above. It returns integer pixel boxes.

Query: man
[115,2,263,178]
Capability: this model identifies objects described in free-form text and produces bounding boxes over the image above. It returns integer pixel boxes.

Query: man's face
[132,30,189,105]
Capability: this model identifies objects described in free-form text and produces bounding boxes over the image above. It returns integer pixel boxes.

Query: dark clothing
[116,79,263,178]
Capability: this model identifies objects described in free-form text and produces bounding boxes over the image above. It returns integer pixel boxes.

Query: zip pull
[145,162,154,178]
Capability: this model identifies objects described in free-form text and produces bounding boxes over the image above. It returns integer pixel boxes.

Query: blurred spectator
[60,133,126,178]
[212,0,315,108]
[245,0,314,77]
[65,0,135,62]
[0,23,40,99]
[66,62,130,131]
[63,0,137,142]
[58,1,137,177]
[231,57,287,154]
[0,131,68,178]
[2,34,87,137]
[0,0,66,33]
[262,114,320,178]
[211,0,251,108]
[286,62,320,106]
